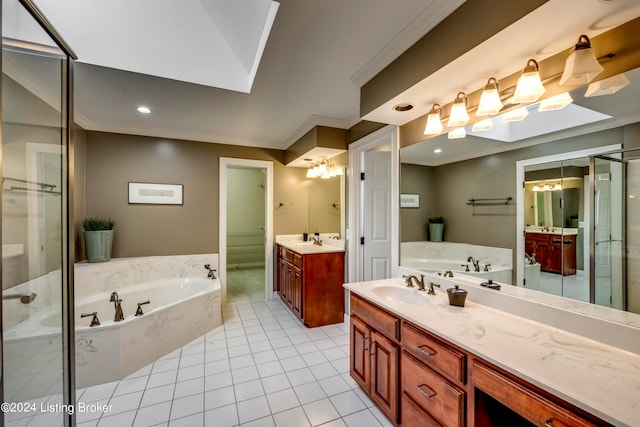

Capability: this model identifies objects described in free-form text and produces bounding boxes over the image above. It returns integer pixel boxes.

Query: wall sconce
[503,106,529,122]
[448,127,466,139]
[447,92,470,127]
[538,92,573,112]
[472,118,493,132]
[477,78,503,116]
[559,35,603,87]
[424,104,443,135]
[584,73,630,97]
[512,59,545,104]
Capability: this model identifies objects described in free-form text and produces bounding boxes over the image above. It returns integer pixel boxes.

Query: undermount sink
[371,286,429,305]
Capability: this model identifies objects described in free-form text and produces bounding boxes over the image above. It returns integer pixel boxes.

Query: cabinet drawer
[350,294,400,341]
[402,322,466,385]
[401,351,464,427]
[293,253,303,268]
[473,361,600,427]
[401,394,440,427]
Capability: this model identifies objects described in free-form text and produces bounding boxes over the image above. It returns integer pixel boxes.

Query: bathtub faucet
[3,292,37,304]
[467,257,481,272]
[403,274,425,291]
[109,292,124,322]
[204,264,217,279]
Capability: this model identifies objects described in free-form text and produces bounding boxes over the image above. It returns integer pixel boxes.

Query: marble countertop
[344,278,640,427]
[277,240,345,254]
[525,227,579,235]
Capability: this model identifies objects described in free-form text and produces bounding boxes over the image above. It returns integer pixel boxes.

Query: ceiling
[31,0,464,150]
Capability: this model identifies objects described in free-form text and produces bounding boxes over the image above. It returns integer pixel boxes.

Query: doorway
[219,158,273,305]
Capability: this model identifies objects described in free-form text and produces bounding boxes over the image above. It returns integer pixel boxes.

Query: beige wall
[83,131,309,258]
[400,163,435,242]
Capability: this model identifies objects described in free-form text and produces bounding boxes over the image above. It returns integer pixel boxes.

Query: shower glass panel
[592,156,625,310]
[2,0,70,424]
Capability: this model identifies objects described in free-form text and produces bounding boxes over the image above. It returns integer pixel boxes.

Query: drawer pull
[418,344,437,357]
[417,384,437,398]
[544,419,554,427]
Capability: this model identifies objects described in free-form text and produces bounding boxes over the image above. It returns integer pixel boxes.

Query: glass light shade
[559,35,603,86]
[532,185,540,192]
[553,183,562,191]
[333,167,344,176]
[472,118,493,132]
[424,104,443,135]
[448,127,466,139]
[447,92,469,127]
[503,106,529,122]
[511,59,545,104]
[316,162,327,176]
[538,92,573,112]
[306,168,315,178]
[476,78,503,116]
[584,73,630,97]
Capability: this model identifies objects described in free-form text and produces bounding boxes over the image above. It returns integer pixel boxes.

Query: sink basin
[371,286,428,305]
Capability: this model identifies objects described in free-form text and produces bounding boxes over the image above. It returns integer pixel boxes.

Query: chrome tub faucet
[110,292,124,322]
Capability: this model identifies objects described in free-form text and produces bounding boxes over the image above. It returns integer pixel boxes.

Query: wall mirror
[308,172,345,239]
[399,65,640,317]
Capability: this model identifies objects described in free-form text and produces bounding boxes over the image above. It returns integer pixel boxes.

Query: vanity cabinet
[350,294,400,423]
[525,233,576,275]
[276,244,344,327]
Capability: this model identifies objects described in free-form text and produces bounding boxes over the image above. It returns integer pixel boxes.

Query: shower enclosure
[2,1,75,425]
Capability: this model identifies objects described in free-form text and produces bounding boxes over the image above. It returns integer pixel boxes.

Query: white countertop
[344,277,640,427]
[526,227,579,235]
[277,240,345,254]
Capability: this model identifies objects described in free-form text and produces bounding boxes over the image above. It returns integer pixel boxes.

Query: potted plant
[81,217,115,262]
[428,216,445,242]
[568,214,579,228]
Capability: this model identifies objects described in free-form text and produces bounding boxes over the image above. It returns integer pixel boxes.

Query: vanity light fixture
[447,92,470,127]
[476,78,503,116]
[553,183,562,191]
[584,73,630,97]
[538,92,573,112]
[511,59,545,104]
[542,184,552,191]
[448,127,466,139]
[532,185,541,192]
[136,106,151,114]
[472,118,493,132]
[502,106,529,122]
[306,159,342,179]
[559,35,603,87]
[424,104,444,135]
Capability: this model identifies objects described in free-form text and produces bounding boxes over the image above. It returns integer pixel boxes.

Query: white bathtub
[402,258,513,284]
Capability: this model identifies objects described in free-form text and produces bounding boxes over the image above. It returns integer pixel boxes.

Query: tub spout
[3,292,36,304]
[110,292,124,322]
[467,257,481,272]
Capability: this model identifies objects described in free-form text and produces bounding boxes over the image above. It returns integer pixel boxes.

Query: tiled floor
[10,298,390,427]
[226,267,266,304]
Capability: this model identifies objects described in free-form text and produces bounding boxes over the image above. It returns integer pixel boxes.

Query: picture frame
[400,193,419,208]
[128,182,183,205]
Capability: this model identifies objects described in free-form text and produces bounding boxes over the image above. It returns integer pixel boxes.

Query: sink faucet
[204,264,217,279]
[309,236,323,246]
[110,292,124,322]
[403,274,426,291]
[439,270,454,278]
[427,281,441,295]
[467,257,480,272]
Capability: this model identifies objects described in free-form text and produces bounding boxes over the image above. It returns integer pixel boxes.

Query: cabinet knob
[544,419,554,427]
[418,344,437,357]
[563,240,572,244]
[417,384,437,398]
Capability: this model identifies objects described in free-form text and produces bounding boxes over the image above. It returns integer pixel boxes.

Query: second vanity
[344,275,640,426]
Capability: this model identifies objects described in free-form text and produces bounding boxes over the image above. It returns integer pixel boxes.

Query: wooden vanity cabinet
[350,294,400,424]
[525,233,576,276]
[276,244,344,327]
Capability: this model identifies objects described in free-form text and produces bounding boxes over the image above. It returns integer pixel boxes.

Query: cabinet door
[562,236,576,276]
[537,239,551,271]
[550,238,563,273]
[291,265,303,319]
[370,330,399,423]
[350,315,370,391]
[279,259,288,303]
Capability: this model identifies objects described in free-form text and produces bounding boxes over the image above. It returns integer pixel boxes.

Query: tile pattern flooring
[7,298,392,427]
[226,267,266,304]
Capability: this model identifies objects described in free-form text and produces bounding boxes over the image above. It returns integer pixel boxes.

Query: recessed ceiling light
[136,106,152,114]
[393,103,413,112]
[434,148,443,154]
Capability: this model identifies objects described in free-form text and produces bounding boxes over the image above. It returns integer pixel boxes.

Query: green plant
[81,217,115,231]
[429,216,444,224]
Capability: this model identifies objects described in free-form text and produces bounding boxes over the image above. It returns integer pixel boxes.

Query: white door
[362,151,392,280]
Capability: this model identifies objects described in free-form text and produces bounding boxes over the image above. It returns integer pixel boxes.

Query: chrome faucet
[403,274,426,291]
[110,292,124,322]
[309,236,323,246]
[204,264,217,279]
[467,256,481,272]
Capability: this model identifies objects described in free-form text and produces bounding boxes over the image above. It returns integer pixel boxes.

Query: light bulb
[447,92,469,127]
[424,104,443,135]
[512,59,545,104]
[477,78,503,116]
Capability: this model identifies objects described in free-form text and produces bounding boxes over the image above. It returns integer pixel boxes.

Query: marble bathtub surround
[344,277,640,426]
[401,241,512,269]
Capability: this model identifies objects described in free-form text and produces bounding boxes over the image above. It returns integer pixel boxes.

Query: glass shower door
[592,156,625,310]
[2,0,71,425]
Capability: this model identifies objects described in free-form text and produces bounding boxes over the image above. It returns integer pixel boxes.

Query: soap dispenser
[447,285,468,307]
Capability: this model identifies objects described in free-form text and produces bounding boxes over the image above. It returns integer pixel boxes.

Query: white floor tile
[228,344,252,357]
[237,396,271,424]
[140,384,175,408]
[266,388,300,414]
[232,366,260,384]
[272,407,311,427]
[146,371,178,389]
[133,401,171,427]
[173,377,204,399]
[168,412,204,427]
[303,398,341,426]
[286,368,316,387]
[204,385,236,410]
[318,376,351,397]
[204,404,238,427]
[113,376,148,397]
[234,379,265,402]
[260,374,292,394]
[257,361,284,378]
[329,391,366,417]
[253,350,278,365]
[169,393,204,420]
[309,363,339,380]
[108,391,143,415]
[241,415,276,427]
[205,371,233,392]
[294,382,327,405]
[97,409,137,427]
[176,365,204,382]
[230,354,256,370]
[342,409,382,427]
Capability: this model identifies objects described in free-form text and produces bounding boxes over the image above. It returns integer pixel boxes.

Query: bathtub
[72,254,222,388]
[402,257,513,284]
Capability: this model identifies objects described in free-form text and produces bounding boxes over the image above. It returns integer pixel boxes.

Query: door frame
[219,157,274,305]
[515,144,621,288]
[347,125,399,283]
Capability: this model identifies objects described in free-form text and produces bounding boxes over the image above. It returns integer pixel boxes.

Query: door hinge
[360,172,365,181]
[360,237,365,245]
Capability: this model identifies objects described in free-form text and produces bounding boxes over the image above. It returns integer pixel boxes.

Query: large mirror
[400,66,640,315]
[308,173,344,237]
